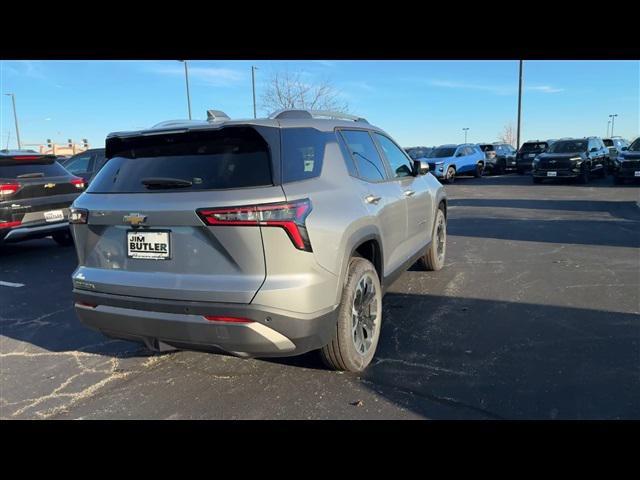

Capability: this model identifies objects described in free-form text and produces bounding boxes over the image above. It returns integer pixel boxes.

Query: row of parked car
[405,136,638,184]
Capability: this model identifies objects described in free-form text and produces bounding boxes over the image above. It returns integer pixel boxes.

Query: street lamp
[463,127,469,143]
[251,66,258,119]
[609,114,618,137]
[178,60,192,120]
[4,93,21,149]
[607,120,611,138]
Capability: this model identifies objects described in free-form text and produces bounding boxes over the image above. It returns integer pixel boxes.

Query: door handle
[404,190,415,197]
[365,195,381,204]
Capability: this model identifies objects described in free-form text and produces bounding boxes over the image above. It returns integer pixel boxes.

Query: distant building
[37,139,90,156]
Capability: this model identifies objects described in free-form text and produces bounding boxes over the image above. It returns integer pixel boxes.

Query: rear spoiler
[0,154,57,166]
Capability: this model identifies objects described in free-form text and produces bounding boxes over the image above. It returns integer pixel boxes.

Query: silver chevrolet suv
[69,109,447,372]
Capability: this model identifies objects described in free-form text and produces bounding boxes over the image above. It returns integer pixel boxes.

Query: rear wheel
[320,257,382,372]
[614,176,623,185]
[576,167,590,184]
[421,208,446,271]
[52,230,74,246]
[442,166,456,184]
[533,177,542,184]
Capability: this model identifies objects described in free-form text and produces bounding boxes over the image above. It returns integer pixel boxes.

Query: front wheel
[474,162,484,178]
[576,168,590,184]
[421,208,446,271]
[52,230,74,246]
[442,166,456,184]
[320,257,382,372]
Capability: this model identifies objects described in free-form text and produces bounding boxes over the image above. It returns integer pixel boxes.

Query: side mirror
[621,146,628,151]
[414,159,429,175]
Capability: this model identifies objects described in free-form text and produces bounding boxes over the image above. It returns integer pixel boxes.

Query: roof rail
[270,109,369,124]
[207,110,231,122]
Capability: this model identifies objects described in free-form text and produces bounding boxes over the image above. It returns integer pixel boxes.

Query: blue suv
[426,144,486,183]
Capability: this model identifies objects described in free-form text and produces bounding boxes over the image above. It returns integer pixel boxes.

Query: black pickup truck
[1,150,86,245]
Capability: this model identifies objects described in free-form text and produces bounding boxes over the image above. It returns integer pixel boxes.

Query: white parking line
[0,281,25,288]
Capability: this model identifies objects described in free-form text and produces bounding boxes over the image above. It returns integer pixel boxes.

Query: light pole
[463,127,469,143]
[609,114,618,137]
[5,93,21,149]
[516,60,523,151]
[251,66,258,119]
[178,60,192,120]
[607,120,611,138]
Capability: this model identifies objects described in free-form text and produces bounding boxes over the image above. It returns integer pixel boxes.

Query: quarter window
[339,130,387,182]
[373,133,414,178]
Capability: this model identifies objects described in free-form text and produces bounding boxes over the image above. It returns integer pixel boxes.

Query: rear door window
[339,130,388,182]
[89,127,273,193]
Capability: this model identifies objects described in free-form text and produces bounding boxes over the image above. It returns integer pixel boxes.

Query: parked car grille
[538,158,572,169]
[621,160,640,169]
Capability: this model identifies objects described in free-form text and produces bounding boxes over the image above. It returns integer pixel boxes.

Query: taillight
[204,315,253,323]
[197,198,313,251]
[69,208,89,224]
[0,220,21,229]
[76,302,97,308]
[0,182,20,197]
[70,177,85,189]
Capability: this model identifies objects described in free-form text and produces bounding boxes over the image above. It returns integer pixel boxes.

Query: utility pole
[5,93,21,149]
[463,127,469,143]
[251,66,258,119]
[609,114,618,137]
[516,60,523,152]
[178,60,192,120]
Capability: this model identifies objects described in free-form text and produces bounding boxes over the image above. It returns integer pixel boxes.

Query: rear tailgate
[71,125,284,304]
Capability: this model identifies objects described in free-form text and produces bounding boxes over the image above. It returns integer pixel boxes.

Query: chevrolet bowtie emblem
[123,213,147,226]
[44,183,56,188]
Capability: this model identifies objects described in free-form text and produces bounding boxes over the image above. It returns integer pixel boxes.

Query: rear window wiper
[141,177,193,189]
[16,172,45,178]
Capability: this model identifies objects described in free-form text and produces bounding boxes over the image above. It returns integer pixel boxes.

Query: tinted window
[0,161,69,179]
[281,128,326,183]
[336,133,358,177]
[374,133,413,178]
[548,140,588,154]
[339,130,387,182]
[89,127,272,193]
[520,142,548,152]
[479,144,495,152]
[64,153,93,174]
[629,138,640,151]
[603,139,614,147]
[406,147,432,160]
[428,147,457,158]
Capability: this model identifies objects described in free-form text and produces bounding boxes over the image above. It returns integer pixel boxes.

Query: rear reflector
[197,198,313,251]
[76,302,97,308]
[204,315,253,323]
[0,220,21,229]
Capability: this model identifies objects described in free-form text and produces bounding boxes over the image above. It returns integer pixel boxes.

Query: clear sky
[1,60,638,150]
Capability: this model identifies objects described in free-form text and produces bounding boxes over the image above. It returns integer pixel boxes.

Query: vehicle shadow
[360,292,640,419]
[452,174,639,188]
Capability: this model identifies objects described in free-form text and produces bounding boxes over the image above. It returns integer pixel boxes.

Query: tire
[421,207,446,271]
[320,257,382,372]
[598,165,607,178]
[517,168,525,175]
[576,168,589,184]
[614,176,623,185]
[442,166,456,184]
[532,177,542,184]
[52,230,74,246]
[473,162,484,178]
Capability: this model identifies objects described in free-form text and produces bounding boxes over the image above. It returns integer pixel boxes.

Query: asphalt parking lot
[1,174,639,420]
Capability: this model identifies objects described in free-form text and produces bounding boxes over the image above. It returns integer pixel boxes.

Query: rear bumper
[72,289,339,357]
[0,221,69,243]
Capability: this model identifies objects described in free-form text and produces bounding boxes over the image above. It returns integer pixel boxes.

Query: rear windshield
[479,144,496,152]
[548,140,587,154]
[520,143,548,152]
[0,160,69,179]
[428,147,456,158]
[603,139,614,147]
[406,148,431,160]
[89,127,273,193]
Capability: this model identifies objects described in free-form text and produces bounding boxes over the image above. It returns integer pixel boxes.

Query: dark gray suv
[69,109,447,372]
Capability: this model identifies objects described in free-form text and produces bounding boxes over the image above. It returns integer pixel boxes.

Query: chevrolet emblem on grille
[44,183,56,188]
[123,213,147,226]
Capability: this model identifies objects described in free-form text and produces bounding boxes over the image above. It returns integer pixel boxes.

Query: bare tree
[260,71,348,115]
[499,123,516,147]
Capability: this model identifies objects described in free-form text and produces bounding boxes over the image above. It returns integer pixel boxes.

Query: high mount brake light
[197,199,313,251]
[0,220,21,228]
[0,182,20,196]
[13,156,42,161]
